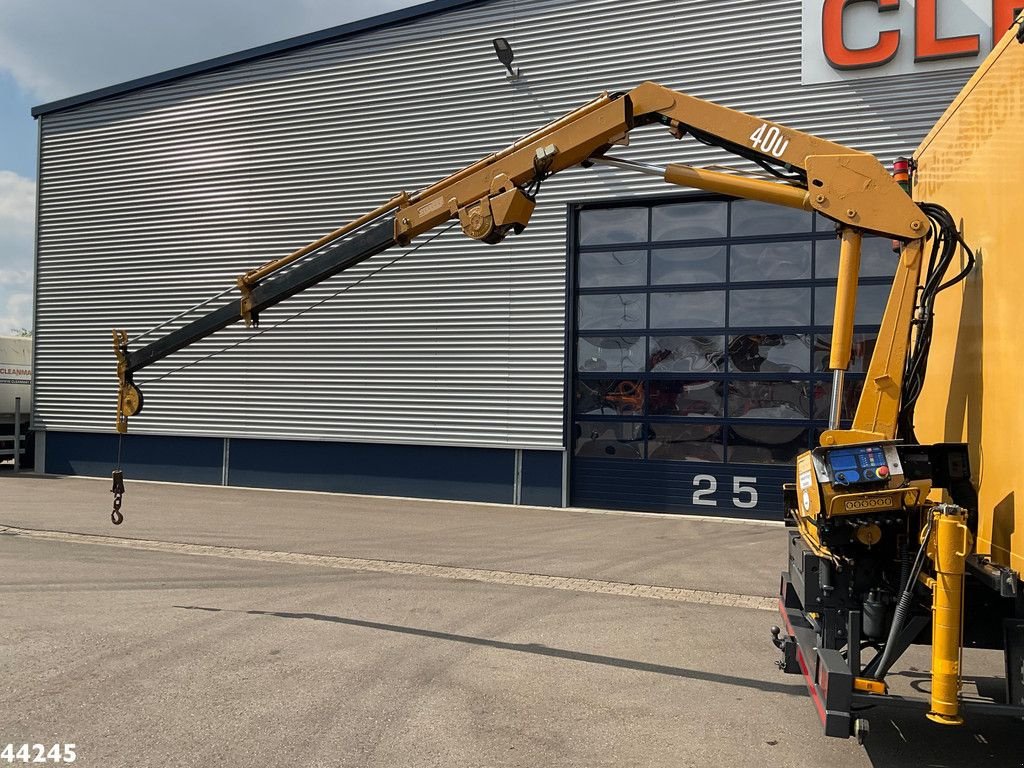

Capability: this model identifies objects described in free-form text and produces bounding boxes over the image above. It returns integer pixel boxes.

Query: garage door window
[570,195,895,514]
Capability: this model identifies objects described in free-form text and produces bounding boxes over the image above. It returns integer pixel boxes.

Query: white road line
[1,524,776,612]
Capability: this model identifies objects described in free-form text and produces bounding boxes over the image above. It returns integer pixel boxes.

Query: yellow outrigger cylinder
[925,504,973,724]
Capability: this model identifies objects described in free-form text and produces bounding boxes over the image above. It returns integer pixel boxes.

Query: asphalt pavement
[1,472,1021,767]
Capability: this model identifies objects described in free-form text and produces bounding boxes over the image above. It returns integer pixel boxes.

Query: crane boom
[112,81,927,436]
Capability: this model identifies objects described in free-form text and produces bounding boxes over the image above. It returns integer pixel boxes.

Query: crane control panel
[793,442,918,523]
[825,444,894,487]
[814,442,905,493]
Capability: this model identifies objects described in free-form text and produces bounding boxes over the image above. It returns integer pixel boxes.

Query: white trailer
[0,335,32,466]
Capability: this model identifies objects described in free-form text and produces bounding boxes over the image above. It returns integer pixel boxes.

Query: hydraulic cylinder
[829,228,862,371]
[926,504,972,725]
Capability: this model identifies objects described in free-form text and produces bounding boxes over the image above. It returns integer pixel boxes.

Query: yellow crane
[108,16,1024,742]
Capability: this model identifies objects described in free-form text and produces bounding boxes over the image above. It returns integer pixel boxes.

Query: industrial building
[30,0,990,517]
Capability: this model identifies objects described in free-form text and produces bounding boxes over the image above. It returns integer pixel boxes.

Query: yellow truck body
[914,27,1024,576]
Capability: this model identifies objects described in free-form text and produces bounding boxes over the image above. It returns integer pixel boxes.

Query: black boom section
[125,217,398,375]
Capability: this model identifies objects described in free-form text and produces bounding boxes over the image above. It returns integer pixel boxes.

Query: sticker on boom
[417,197,446,217]
[750,123,790,158]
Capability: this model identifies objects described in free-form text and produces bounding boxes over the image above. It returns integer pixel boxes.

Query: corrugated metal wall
[34,0,971,450]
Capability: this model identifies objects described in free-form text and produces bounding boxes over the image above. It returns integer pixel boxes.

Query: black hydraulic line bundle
[897,202,976,444]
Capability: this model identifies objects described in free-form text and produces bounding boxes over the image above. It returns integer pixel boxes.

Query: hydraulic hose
[873,514,934,679]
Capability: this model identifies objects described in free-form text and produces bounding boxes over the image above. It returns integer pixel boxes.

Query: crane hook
[111,469,125,525]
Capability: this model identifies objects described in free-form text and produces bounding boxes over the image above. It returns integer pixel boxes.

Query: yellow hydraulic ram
[923,504,973,725]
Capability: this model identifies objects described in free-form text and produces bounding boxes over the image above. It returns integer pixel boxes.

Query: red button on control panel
[876,465,890,479]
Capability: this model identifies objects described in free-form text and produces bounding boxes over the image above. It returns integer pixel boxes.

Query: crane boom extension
[115,219,396,376]
[112,218,397,431]
[112,80,927,435]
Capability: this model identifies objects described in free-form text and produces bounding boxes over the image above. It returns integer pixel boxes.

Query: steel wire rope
[128,285,237,346]
[133,222,457,388]
[127,207,402,346]
[109,221,456,525]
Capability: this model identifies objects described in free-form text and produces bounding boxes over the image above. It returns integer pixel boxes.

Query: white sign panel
[0,363,31,385]
[802,0,1021,84]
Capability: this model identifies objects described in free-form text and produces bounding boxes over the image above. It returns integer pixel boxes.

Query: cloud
[0,171,34,229]
[0,287,32,335]
[0,170,35,331]
[0,1,423,330]
[0,0,422,102]
[0,1,424,330]
[0,283,32,334]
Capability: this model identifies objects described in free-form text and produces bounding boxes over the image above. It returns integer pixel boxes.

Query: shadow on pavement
[175,605,1024,763]
[174,604,808,697]
[858,668,1023,766]
[861,705,1023,767]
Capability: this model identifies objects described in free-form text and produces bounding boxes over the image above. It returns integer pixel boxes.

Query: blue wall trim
[572,457,789,521]
[43,431,564,507]
[45,431,223,485]
[227,437,515,503]
[520,450,562,507]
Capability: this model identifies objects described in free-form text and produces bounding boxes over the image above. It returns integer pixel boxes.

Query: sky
[0,0,423,334]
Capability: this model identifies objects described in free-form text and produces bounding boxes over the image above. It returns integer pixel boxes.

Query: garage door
[569,194,895,518]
